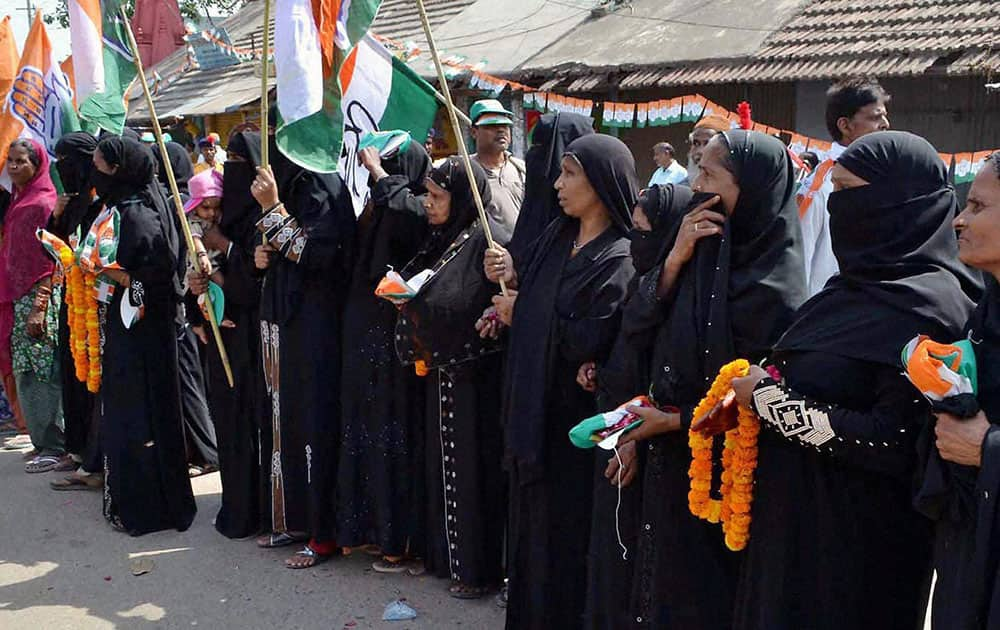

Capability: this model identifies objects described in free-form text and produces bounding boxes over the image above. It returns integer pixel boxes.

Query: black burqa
[336,140,430,556]
[504,134,637,630]
[930,277,1000,630]
[93,136,196,536]
[733,131,977,630]
[259,137,355,543]
[631,130,806,628]
[507,112,593,261]
[584,183,692,630]
[204,131,267,538]
[395,158,505,588]
[147,138,217,470]
[52,132,102,469]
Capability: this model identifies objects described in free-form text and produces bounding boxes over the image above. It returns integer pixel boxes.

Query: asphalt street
[0,447,506,630]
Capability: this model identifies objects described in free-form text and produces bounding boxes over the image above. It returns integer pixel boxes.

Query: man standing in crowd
[470,99,525,245]
[685,114,730,184]
[194,135,225,175]
[647,142,687,186]
[799,76,890,295]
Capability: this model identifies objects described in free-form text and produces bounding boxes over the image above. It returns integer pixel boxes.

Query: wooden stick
[259,0,271,168]
[120,7,235,388]
[414,0,507,296]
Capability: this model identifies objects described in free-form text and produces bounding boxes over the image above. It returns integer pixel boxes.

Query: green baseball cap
[470,99,514,126]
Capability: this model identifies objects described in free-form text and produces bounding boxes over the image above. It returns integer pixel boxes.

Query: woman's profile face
[955,166,1000,273]
[555,155,603,219]
[423,178,452,226]
[6,144,37,188]
[692,138,738,215]
[830,163,870,191]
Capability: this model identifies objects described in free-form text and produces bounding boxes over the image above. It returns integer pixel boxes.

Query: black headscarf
[156,141,194,196]
[381,137,432,196]
[774,131,978,366]
[416,156,491,268]
[564,134,636,232]
[505,133,637,482]
[630,183,693,274]
[220,131,262,248]
[94,135,182,298]
[647,130,806,412]
[54,132,101,237]
[508,112,593,258]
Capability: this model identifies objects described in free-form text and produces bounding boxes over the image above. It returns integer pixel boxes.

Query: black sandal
[449,582,488,600]
[256,531,308,548]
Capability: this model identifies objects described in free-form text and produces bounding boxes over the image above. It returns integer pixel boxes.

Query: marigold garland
[62,261,102,393]
[688,358,760,551]
[83,274,101,393]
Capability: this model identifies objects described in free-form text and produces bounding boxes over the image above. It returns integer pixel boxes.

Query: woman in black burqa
[336,139,430,572]
[581,182,692,630]
[616,130,806,628]
[251,137,356,567]
[92,135,196,536]
[395,157,504,598]
[728,131,978,629]
[49,133,103,482]
[188,130,267,539]
[485,133,637,629]
[927,153,1000,629]
[506,112,593,261]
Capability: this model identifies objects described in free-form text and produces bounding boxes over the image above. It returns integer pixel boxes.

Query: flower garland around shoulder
[688,358,760,551]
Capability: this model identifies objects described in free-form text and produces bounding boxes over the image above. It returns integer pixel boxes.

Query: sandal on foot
[256,531,308,548]
[20,448,39,461]
[2,435,31,450]
[53,456,76,472]
[285,545,329,569]
[449,583,488,600]
[50,474,103,491]
[372,557,409,574]
[25,455,60,474]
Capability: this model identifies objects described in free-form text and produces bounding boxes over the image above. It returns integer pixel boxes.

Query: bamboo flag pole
[120,8,235,388]
[414,0,507,297]
[259,0,272,246]
[259,0,272,168]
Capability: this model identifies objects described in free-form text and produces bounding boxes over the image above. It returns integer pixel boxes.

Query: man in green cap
[469,99,525,244]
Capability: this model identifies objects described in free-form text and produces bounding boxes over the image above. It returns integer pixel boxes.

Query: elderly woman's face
[422,177,452,226]
[692,137,739,215]
[955,166,1000,276]
[555,155,603,220]
[6,145,37,188]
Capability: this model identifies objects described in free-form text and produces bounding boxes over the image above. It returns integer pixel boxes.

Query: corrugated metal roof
[521,0,1000,90]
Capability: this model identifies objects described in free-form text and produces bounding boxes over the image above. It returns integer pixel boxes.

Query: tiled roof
[129,0,475,120]
[530,0,1000,90]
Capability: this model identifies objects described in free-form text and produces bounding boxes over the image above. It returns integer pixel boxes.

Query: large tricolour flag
[338,34,439,215]
[68,0,136,134]
[274,0,382,172]
[0,13,79,180]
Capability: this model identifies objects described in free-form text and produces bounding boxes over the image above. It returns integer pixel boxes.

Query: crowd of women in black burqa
[6,116,1000,630]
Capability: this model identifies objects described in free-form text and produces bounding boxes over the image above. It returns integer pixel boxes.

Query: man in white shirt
[799,76,890,296]
[648,142,687,187]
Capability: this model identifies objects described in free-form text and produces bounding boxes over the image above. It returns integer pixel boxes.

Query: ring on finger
[693,222,701,232]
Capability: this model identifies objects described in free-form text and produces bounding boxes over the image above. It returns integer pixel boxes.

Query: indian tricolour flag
[67,0,136,134]
[337,34,440,215]
[0,12,79,183]
[274,0,382,173]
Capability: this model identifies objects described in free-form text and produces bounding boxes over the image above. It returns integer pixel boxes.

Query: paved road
[0,448,506,630]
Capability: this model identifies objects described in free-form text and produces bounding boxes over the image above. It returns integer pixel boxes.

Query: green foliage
[43,0,244,30]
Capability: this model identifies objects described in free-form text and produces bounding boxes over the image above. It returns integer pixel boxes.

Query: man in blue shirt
[647,142,687,186]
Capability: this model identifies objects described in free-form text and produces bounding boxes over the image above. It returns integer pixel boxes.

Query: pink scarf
[0,138,56,375]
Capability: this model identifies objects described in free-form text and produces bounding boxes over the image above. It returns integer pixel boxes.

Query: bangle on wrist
[265,202,283,214]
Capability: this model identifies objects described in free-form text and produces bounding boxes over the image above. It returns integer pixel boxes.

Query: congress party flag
[0,16,19,107]
[274,0,383,172]
[68,0,136,133]
[337,34,440,215]
[0,13,80,180]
